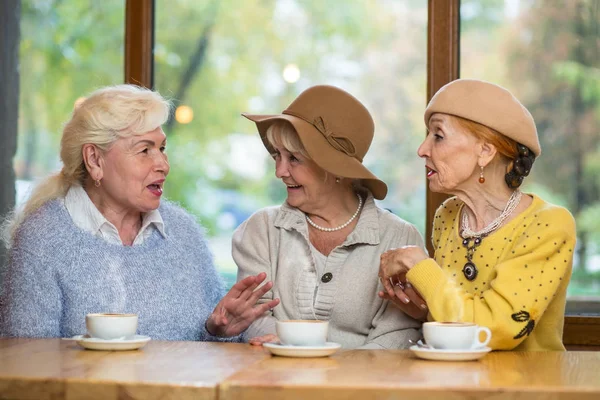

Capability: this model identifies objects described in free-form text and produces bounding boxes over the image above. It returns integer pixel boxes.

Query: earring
[94,179,101,187]
[479,166,485,184]
[335,177,341,183]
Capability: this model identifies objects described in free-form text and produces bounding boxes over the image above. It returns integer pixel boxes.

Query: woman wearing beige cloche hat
[379,79,576,351]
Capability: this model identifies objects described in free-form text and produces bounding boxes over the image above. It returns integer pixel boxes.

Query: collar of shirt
[64,184,167,245]
[275,189,381,247]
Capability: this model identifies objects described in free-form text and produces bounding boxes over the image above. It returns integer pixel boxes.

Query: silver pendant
[462,262,478,281]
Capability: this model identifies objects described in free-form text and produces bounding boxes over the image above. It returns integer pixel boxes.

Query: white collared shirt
[64,185,166,246]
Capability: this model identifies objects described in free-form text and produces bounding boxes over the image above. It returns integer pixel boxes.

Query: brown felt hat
[424,79,541,156]
[242,85,388,199]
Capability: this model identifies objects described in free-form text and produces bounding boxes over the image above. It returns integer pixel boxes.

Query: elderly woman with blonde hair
[0,84,279,340]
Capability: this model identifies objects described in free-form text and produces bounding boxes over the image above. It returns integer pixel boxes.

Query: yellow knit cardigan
[407,194,576,351]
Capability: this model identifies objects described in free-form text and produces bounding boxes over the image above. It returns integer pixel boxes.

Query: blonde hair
[265,120,310,158]
[264,120,366,189]
[3,84,171,246]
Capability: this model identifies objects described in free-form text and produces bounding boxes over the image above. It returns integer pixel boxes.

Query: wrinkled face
[99,127,169,213]
[272,145,333,213]
[417,113,481,194]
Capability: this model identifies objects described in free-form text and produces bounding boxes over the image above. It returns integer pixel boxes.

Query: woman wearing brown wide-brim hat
[379,79,576,351]
[233,85,427,349]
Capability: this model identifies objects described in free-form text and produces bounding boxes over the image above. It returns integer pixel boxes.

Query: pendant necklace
[460,190,522,281]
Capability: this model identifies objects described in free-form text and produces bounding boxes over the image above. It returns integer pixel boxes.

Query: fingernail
[405,282,412,288]
[403,298,410,304]
[420,304,427,309]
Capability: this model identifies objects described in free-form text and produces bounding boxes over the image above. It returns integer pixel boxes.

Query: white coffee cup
[86,313,138,340]
[422,322,491,350]
[276,320,329,346]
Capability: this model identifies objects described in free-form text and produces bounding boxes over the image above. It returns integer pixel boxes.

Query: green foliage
[154,0,429,239]
[461,0,600,298]
[577,204,600,243]
[17,0,123,178]
[460,0,506,31]
[17,0,429,242]
[553,61,600,106]
[16,0,599,298]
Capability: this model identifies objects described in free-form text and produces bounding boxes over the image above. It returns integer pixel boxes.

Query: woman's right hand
[206,272,280,337]
[379,281,428,321]
[248,334,279,346]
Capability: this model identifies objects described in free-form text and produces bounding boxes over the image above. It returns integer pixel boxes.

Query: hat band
[282,110,361,162]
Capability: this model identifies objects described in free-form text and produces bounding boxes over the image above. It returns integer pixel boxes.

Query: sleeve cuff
[406,258,448,302]
[202,320,247,343]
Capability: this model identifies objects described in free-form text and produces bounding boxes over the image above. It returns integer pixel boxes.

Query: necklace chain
[306,193,363,232]
[459,190,522,282]
[461,190,522,239]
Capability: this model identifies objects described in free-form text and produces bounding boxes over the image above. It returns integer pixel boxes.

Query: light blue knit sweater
[0,199,241,342]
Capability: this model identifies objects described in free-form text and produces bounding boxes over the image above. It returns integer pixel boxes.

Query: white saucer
[409,345,491,361]
[263,342,341,358]
[69,335,151,351]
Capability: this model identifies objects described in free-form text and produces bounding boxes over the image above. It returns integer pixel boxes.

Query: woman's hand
[248,334,279,346]
[379,246,428,297]
[378,281,428,321]
[206,272,280,337]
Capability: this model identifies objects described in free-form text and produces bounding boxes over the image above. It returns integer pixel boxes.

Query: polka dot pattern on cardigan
[408,193,576,351]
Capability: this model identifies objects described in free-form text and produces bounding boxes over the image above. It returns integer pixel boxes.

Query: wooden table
[1,339,599,400]
[0,338,269,400]
[220,348,600,400]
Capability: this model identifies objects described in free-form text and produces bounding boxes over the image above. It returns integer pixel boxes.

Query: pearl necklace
[459,190,522,281]
[306,193,363,232]
[461,190,523,238]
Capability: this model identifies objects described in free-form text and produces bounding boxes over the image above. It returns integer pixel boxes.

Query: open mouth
[286,184,302,190]
[147,181,164,196]
[426,166,437,178]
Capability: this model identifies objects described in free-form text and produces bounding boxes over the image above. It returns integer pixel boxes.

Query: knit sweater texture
[0,199,239,342]
[233,192,424,349]
[406,194,576,351]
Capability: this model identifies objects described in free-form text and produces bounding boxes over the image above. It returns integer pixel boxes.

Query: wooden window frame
[426,0,457,256]
[124,0,599,347]
[125,0,154,88]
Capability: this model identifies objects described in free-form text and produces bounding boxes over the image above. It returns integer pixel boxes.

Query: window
[16,0,124,200]
[460,0,600,312]
[155,0,428,286]
[5,0,596,345]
